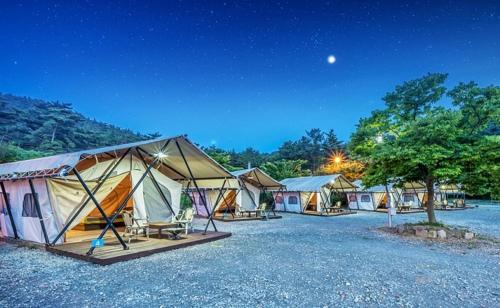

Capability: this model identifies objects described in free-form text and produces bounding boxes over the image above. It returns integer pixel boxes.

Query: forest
[1,73,498,206]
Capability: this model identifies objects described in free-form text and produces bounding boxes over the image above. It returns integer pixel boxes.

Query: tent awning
[231,167,284,190]
[280,174,357,192]
[0,135,234,181]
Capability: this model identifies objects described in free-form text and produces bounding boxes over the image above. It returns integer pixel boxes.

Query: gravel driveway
[1,202,499,307]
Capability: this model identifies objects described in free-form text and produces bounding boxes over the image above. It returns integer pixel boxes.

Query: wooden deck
[302,210,356,217]
[376,208,425,214]
[213,213,282,222]
[47,230,231,265]
[435,206,474,211]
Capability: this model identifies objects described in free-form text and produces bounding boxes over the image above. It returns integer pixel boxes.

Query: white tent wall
[348,192,375,210]
[191,189,226,217]
[238,181,260,211]
[75,156,182,222]
[0,179,60,243]
[348,191,399,211]
[272,191,302,213]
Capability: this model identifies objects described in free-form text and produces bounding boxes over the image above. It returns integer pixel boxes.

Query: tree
[230,147,266,168]
[0,143,45,163]
[362,110,464,223]
[448,83,500,199]
[260,159,310,181]
[349,73,463,223]
[384,73,448,121]
[202,146,240,171]
[320,152,365,181]
[277,128,343,174]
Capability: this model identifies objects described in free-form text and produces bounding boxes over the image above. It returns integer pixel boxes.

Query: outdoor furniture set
[122,208,194,243]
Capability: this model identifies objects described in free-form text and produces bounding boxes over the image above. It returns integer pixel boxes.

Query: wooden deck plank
[213,215,282,222]
[302,211,356,217]
[47,231,231,265]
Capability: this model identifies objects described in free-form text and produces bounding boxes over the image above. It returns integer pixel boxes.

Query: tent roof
[0,135,234,181]
[353,180,427,193]
[280,174,357,192]
[231,167,284,189]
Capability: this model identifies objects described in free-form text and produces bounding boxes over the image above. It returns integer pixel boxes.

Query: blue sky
[1,1,499,152]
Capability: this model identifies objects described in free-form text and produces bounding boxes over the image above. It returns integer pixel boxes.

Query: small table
[149,222,182,239]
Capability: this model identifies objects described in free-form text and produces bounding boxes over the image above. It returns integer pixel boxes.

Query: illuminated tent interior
[272,175,357,214]
[0,136,233,245]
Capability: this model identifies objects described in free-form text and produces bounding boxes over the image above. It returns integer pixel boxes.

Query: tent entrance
[64,173,133,242]
[216,190,237,216]
[305,193,318,211]
[377,193,388,209]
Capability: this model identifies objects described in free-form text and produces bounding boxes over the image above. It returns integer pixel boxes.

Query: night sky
[1,1,499,152]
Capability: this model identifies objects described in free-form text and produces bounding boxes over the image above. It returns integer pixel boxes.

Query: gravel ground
[1,202,499,307]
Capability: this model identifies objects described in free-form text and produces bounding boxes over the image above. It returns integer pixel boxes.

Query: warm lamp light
[155,152,168,159]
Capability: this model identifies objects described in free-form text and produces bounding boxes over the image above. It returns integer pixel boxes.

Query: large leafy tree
[448,82,500,199]
[350,73,464,223]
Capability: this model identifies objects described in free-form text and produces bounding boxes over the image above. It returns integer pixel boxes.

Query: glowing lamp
[155,152,168,159]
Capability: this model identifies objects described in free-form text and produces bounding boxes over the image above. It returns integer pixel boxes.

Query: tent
[190,167,284,218]
[347,180,427,210]
[272,175,357,214]
[0,135,233,253]
[434,183,466,204]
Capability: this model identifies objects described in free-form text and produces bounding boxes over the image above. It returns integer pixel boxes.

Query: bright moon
[327,55,336,64]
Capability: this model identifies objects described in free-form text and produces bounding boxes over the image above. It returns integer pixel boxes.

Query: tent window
[361,194,371,202]
[0,193,9,215]
[22,193,39,218]
[403,194,413,203]
[288,196,298,204]
[275,196,283,204]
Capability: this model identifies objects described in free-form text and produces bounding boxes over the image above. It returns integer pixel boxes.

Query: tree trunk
[425,176,437,223]
[51,125,57,143]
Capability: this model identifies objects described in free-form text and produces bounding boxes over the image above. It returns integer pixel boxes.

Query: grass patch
[406,221,448,228]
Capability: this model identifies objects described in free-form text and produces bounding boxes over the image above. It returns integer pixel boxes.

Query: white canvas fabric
[0,136,233,181]
[238,182,260,211]
[47,172,130,232]
[1,179,60,243]
[73,156,182,222]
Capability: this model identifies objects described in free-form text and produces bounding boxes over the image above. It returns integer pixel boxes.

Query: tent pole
[240,179,261,218]
[183,181,198,215]
[318,189,327,215]
[174,140,217,232]
[0,181,18,239]
[86,141,170,255]
[136,147,188,179]
[204,179,227,234]
[298,191,302,213]
[410,182,423,208]
[336,177,350,212]
[136,149,175,215]
[28,179,50,245]
[225,188,238,218]
[50,147,131,246]
[74,170,128,250]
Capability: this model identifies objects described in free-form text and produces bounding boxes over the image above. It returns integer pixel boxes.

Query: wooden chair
[122,211,149,243]
[172,208,194,234]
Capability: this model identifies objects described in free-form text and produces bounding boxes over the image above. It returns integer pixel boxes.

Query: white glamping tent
[272,175,357,214]
[348,180,427,211]
[0,136,233,250]
[190,167,284,219]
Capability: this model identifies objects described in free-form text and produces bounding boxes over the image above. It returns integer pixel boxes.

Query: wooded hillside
[0,93,157,163]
